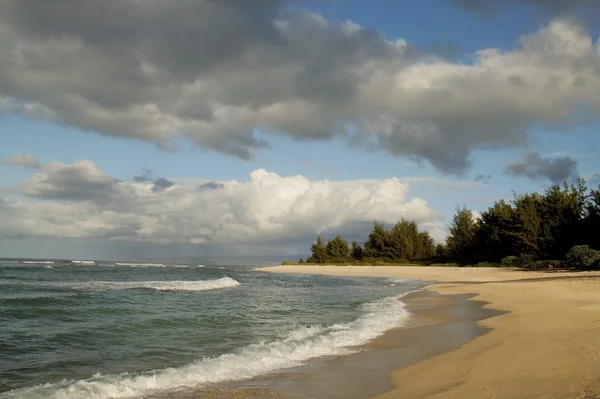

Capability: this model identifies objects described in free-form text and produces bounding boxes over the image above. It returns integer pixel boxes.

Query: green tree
[446,206,478,262]
[326,235,350,260]
[363,221,391,258]
[474,200,517,262]
[307,236,327,263]
[351,241,364,261]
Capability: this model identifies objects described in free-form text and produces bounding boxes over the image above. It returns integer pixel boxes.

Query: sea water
[0,261,419,398]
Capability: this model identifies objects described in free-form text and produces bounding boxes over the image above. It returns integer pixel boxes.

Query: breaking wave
[71,277,241,292]
[0,294,410,399]
[114,262,166,268]
[2,278,240,293]
[23,261,55,265]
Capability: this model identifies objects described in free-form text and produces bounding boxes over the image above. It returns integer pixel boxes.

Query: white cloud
[0,153,41,169]
[0,1,599,174]
[0,160,447,246]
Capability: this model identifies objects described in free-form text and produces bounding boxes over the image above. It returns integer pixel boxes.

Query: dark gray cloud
[475,174,492,184]
[452,0,596,14]
[21,160,118,203]
[133,169,174,192]
[0,1,599,175]
[505,152,578,183]
[199,181,225,190]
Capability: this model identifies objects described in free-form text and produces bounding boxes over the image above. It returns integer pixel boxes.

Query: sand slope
[257,266,600,399]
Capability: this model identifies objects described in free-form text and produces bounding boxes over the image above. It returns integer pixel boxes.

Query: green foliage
[281,260,295,265]
[351,241,364,261]
[298,258,305,264]
[446,206,477,262]
[290,179,600,269]
[517,253,536,268]
[307,236,327,264]
[500,256,519,268]
[529,260,564,270]
[326,236,350,260]
[566,245,600,270]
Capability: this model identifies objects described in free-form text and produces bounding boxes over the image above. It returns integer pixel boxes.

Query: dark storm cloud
[505,152,578,183]
[0,1,599,175]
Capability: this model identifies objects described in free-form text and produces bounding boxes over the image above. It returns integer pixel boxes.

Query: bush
[501,256,519,268]
[566,245,600,270]
[529,260,564,270]
[475,262,499,268]
[280,260,295,265]
[517,253,536,268]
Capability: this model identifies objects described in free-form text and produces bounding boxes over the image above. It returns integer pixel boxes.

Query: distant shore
[256,265,600,399]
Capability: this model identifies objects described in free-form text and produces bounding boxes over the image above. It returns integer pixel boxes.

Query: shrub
[566,245,600,270]
[501,256,519,268]
[475,262,498,268]
[280,260,295,265]
[517,253,536,268]
[529,260,563,270]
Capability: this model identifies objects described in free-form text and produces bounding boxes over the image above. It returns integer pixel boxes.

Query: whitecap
[2,293,411,399]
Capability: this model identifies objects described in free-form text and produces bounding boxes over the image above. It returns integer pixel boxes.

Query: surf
[1,293,410,399]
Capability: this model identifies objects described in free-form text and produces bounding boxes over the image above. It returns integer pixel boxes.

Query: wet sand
[224,289,502,399]
[258,266,600,399]
[160,277,499,399]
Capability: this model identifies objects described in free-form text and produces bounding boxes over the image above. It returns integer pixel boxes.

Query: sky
[0,0,599,261]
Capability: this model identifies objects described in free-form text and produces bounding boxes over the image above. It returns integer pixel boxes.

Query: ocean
[0,260,420,399]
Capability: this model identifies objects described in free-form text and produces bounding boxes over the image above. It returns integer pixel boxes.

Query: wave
[1,294,410,399]
[77,278,240,292]
[114,262,166,268]
[1,278,240,293]
[23,261,55,265]
[71,260,96,265]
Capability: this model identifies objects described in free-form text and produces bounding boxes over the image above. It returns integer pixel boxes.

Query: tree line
[286,179,600,269]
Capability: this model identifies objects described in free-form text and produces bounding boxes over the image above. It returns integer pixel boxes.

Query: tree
[307,236,327,263]
[351,241,364,261]
[363,221,391,258]
[326,236,350,260]
[474,200,517,262]
[446,206,477,262]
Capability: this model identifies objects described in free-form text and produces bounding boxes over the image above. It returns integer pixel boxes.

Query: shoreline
[256,266,600,399]
[237,288,499,399]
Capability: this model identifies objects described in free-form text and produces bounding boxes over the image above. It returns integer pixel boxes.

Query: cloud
[21,160,119,202]
[589,173,600,187]
[505,152,578,183]
[1,160,446,246]
[475,174,492,184]
[452,0,597,14]
[0,153,40,169]
[133,169,175,192]
[0,3,599,174]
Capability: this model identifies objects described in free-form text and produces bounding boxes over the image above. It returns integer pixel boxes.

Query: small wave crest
[2,294,410,399]
[2,278,240,294]
[114,262,166,268]
[23,261,55,265]
[71,260,96,265]
[75,277,240,292]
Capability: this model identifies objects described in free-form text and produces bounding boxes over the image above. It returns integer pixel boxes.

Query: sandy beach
[257,266,600,399]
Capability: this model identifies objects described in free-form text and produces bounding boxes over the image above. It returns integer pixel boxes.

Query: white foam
[23,261,55,264]
[2,294,410,399]
[8,278,240,293]
[72,277,240,292]
[115,262,166,268]
[71,260,96,265]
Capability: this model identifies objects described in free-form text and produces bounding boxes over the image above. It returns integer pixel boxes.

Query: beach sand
[257,266,600,399]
